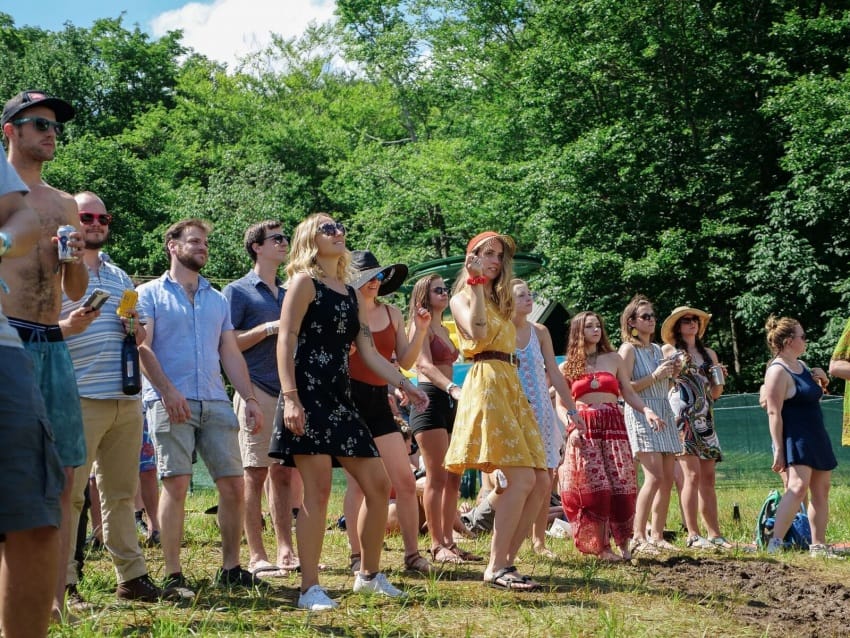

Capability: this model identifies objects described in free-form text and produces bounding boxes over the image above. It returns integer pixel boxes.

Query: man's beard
[176,251,205,273]
[84,238,106,250]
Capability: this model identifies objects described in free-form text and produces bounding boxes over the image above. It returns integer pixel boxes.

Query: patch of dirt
[646,555,850,637]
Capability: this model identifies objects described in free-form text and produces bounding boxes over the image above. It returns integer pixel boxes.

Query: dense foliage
[2,2,850,390]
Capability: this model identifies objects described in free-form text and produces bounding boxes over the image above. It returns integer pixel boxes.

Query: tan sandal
[404,551,435,574]
[431,545,464,564]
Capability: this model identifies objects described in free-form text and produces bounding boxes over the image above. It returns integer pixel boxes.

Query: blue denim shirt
[137,272,233,403]
[222,270,284,397]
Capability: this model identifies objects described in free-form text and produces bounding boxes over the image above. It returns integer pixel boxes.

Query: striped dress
[623,344,681,455]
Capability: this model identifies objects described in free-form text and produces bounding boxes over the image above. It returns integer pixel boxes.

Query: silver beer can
[709,364,725,386]
[56,225,76,262]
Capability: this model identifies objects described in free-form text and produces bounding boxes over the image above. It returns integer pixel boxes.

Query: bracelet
[245,395,260,404]
[281,388,299,395]
[446,382,458,394]
[265,322,277,337]
[566,408,578,417]
[467,276,487,285]
[0,231,11,257]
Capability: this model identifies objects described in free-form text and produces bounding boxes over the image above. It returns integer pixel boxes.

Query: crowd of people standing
[0,88,846,635]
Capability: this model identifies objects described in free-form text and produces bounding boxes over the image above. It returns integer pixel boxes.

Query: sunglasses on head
[13,116,64,135]
[317,221,346,237]
[431,286,450,295]
[637,313,656,321]
[680,316,700,325]
[78,211,112,225]
[262,233,288,245]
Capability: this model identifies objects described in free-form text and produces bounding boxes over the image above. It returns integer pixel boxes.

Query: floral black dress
[269,278,379,466]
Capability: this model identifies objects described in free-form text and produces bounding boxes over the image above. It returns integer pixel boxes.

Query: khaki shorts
[234,385,279,469]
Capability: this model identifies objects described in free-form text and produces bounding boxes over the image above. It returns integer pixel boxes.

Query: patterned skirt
[558,403,637,556]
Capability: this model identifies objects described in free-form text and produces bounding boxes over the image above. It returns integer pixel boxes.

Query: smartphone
[83,288,110,312]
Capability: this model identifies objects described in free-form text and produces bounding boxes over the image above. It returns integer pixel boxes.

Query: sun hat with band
[2,90,75,127]
[351,250,408,295]
[466,231,516,256]
[660,306,712,346]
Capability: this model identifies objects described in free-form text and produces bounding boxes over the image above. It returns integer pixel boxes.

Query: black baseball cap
[2,90,75,127]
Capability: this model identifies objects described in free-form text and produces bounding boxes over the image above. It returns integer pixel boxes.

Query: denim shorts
[146,399,242,481]
[0,346,64,535]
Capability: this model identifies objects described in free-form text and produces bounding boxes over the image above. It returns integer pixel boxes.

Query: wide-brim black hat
[351,250,408,295]
[2,90,75,127]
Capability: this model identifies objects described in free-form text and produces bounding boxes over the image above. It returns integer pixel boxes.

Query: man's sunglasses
[12,117,64,135]
[318,222,346,236]
[262,233,288,245]
[432,286,450,295]
[79,211,112,225]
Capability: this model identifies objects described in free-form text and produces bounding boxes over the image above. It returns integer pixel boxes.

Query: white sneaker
[297,585,338,611]
[766,537,783,554]
[809,544,845,559]
[353,572,405,597]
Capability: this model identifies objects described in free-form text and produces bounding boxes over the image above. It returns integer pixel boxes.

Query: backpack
[755,488,812,550]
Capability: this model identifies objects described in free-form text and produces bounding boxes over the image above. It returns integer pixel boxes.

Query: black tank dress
[269,278,379,466]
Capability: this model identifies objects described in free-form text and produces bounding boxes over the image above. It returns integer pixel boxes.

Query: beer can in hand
[57,225,76,262]
[709,364,725,386]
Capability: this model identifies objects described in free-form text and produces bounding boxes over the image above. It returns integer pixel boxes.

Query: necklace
[587,351,600,389]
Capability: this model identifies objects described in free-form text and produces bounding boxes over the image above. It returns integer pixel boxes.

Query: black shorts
[409,382,456,435]
[350,379,399,439]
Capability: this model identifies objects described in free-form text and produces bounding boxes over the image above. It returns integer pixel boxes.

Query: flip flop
[249,561,290,578]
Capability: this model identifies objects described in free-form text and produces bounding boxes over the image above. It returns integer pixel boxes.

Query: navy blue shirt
[223,270,285,397]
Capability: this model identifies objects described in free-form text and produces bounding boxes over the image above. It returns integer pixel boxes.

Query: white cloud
[150,0,337,69]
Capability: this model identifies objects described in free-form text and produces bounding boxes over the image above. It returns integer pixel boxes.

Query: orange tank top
[349,305,396,386]
[571,371,620,400]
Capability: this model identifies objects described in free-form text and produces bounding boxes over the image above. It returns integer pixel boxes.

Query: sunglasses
[262,233,288,245]
[12,116,64,135]
[317,221,346,237]
[637,313,656,321]
[680,316,700,325]
[371,271,385,283]
[78,211,112,225]
[431,286,450,295]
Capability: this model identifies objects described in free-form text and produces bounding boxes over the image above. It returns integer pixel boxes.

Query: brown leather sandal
[431,545,464,564]
[448,542,483,562]
[404,551,435,574]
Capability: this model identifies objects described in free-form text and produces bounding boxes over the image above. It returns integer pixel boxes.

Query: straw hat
[660,306,711,345]
[350,250,408,295]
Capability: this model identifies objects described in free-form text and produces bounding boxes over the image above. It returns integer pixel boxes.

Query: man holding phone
[58,191,166,604]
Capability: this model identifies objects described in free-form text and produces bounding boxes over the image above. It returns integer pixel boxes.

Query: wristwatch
[0,231,11,257]
[446,382,458,394]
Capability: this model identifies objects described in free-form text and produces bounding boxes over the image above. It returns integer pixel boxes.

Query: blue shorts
[0,346,64,535]
[12,320,86,467]
[146,399,242,481]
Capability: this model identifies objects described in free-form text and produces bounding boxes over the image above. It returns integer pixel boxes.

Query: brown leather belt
[473,350,520,368]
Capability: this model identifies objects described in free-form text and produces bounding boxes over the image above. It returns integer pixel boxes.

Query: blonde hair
[620,294,653,345]
[765,315,800,354]
[563,311,614,380]
[452,236,515,319]
[285,213,351,283]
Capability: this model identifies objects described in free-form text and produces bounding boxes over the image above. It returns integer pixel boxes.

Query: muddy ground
[645,554,850,636]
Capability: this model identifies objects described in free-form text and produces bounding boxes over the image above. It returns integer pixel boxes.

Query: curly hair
[563,311,614,380]
[765,315,800,354]
[451,235,515,319]
[620,294,653,345]
[285,213,351,283]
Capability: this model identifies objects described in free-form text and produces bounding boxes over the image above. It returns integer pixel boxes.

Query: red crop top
[571,371,620,400]
[429,333,459,366]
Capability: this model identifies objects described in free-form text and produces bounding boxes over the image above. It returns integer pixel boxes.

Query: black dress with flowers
[269,278,379,466]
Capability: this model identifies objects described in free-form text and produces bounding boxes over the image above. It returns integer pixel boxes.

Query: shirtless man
[1,90,88,622]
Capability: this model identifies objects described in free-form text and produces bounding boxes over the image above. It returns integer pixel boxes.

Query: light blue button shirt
[137,272,233,403]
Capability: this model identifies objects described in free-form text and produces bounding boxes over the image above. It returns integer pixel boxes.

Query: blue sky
[4,1,337,67]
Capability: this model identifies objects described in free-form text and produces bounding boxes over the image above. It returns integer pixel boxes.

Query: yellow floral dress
[831,316,850,445]
[444,302,546,473]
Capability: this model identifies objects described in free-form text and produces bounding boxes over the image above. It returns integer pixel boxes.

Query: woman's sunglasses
[318,222,346,236]
[636,313,656,321]
[431,286,450,295]
[679,316,700,325]
[78,211,112,225]
[13,116,64,135]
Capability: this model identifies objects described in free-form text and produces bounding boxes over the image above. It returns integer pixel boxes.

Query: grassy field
[52,479,850,637]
